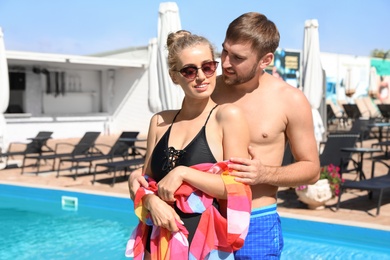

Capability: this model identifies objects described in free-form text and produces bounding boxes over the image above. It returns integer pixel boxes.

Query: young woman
[126,31,251,260]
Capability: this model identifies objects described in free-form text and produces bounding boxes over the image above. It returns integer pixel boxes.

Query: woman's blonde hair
[166,30,216,71]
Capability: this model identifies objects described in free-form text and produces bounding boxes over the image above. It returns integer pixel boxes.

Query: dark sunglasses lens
[201,62,217,75]
[179,61,218,79]
[180,67,197,79]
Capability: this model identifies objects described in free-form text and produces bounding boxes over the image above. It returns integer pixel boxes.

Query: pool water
[1,184,390,259]
[0,185,137,260]
[0,206,129,259]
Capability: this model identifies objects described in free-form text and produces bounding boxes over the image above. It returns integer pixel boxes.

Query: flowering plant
[296,164,344,197]
[321,164,344,197]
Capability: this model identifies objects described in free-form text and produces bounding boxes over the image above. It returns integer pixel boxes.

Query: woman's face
[171,43,217,100]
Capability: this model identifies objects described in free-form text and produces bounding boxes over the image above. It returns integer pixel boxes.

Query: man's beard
[223,63,258,86]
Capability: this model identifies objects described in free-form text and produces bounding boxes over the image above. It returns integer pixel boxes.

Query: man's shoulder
[216,103,243,117]
[272,79,305,98]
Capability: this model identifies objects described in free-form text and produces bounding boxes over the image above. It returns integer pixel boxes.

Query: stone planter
[295,179,332,210]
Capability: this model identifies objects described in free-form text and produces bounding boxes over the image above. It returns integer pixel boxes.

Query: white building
[3,46,155,145]
[2,45,382,149]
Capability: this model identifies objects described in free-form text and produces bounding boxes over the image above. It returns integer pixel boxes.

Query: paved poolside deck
[1,134,390,230]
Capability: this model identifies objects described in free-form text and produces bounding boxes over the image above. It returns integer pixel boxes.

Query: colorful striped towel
[125,161,252,260]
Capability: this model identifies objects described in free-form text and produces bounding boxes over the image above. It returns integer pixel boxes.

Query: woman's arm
[142,194,182,232]
[127,113,181,232]
[128,113,159,199]
[157,104,250,201]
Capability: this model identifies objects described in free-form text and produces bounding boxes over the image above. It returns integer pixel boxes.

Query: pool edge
[0,180,129,199]
[279,211,390,231]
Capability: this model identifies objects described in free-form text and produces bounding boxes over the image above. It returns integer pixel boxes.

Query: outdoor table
[340,147,382,180]
[368,122,390,143]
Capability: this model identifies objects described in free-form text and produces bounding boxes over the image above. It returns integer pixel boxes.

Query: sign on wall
[266,48,301,88]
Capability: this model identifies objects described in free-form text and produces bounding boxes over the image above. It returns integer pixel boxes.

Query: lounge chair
[377,104,390,122]
[21,132,101,175]
[361,97,381,119]
[336,159,390,216]
[93,157,145,186]
[0,131,53,167]
[342,104,362,121]
[326,102,347,130]
[56,131,144,180]
[331,118,377,147]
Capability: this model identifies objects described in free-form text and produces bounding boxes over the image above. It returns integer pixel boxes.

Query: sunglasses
[175,61,219,80]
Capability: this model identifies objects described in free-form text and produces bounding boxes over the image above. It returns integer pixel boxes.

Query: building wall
[109,67,153,137]
[320,52,371,102]
[4,65,152,146]
[4,116,108,145]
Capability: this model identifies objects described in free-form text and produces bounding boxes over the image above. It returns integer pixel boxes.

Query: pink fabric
[125,161,252,259]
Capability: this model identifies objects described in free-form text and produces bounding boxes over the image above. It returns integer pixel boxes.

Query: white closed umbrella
[148,38,162,112]
[0,27,9,155]
[148,2,184,113]
[302,19,325,143]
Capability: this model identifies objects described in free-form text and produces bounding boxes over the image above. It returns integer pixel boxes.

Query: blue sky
[0,0,388,57]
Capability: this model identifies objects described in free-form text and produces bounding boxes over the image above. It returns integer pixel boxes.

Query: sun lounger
[56,131,144,180]
[336,159,390,216]
[342,104,362,120]
[22,132,100,174]
[0,131,53,167]
[93,158,145,186]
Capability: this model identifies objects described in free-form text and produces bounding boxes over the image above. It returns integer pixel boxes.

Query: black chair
[0,131,53,166]
[93,157,145,186]
[332,118,376,147]
[377,104,390,122]
[327,104,347,129]
[319,134,360,175]
[349,118,377,146]
[22,132,101,174]
[337,159,390,216]
[282,141,294,166]
[56,131,144,180]
[342,104,362,120]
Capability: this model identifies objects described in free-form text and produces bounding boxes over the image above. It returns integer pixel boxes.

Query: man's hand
[128,168,149,200]
[228,146,266,185]
[145,195,182,232]
[157,166,184,202]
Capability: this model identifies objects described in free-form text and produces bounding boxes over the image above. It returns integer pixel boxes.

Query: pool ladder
[61,196,78,211]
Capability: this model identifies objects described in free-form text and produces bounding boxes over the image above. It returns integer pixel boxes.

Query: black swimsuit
[148,105,218,246]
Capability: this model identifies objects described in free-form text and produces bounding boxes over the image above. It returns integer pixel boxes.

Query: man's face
[221,40,259,86]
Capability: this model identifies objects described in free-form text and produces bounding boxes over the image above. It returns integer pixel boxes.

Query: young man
[129,12,320,259]
[212,12,319,258]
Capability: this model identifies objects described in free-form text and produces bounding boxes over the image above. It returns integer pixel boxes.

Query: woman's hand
[157,166,186,202]
[144,194,182,232]
[128,168,149,200]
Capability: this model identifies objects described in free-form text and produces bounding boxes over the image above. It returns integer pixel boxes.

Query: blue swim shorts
[234,204,284,260]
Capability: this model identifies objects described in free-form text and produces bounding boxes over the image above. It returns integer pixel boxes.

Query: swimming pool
[1,183,390,259]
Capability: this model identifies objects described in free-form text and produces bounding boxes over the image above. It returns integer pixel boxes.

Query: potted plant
[295,164,344,209]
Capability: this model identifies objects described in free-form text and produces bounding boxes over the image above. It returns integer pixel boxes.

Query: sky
[0,0,389,57]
